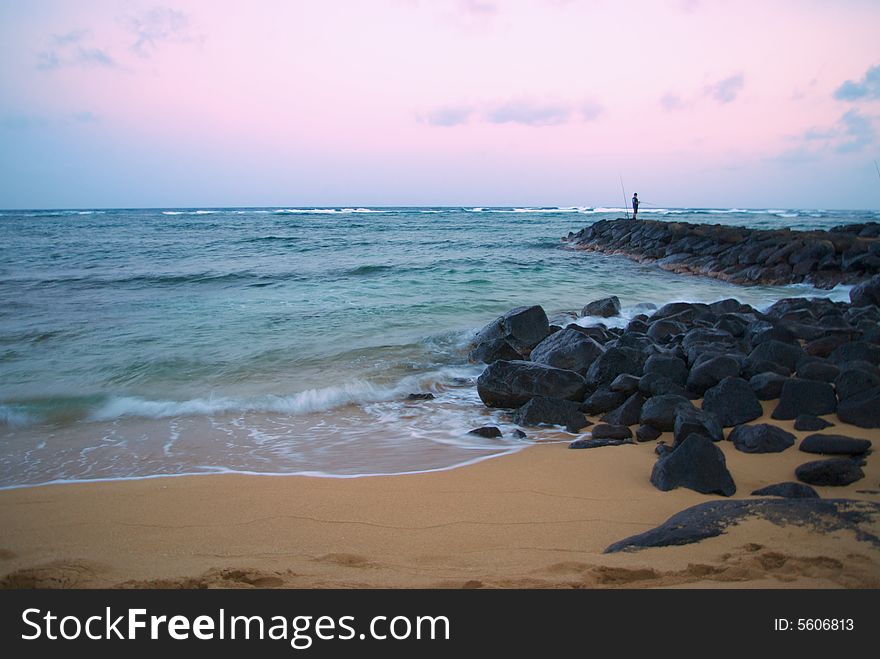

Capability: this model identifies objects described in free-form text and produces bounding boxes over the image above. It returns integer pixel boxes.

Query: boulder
[686,355,741,394]
[468,426,502,438]
[407,392,435,400]
[702,377,763,427]
[638,372,693,399]
[836,386,880,428]
[647,319,687,343]
[749,372,788,400]
[835,367,880,401]
[528,328,604,374]
[728,424,795,453]
[569,438,630,449]
[601,393,645,427]
[584,346,641,388]
[609,373,641,394]
[771,378,837,420]
[650,434,736,497]
[640,394,694,431]
[796,359,840,383]
[580,388,627,415]
[643,354,690,385]
[796,458,865,486]
[477,360,587,408]
[636,424,662,442]
[512,396,589,433]
[799,433,872,456]
[748,340,804,372]
[468,305,549,363]
[850,273,880,307]
[793,414,834,431]
[830,341,880,366]
[582,295,621,318]
[751,482,819,499]
[673,406,723,446]
[590,423,633,440]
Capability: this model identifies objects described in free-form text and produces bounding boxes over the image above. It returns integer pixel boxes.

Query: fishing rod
[619,175,629,219]
[875,160,880,181]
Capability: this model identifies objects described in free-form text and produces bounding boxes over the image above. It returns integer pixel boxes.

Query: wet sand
[1,405,878,589]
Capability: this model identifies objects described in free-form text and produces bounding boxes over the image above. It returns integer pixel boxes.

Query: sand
[1,405,879,589]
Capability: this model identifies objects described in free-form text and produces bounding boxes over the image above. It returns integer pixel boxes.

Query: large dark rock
[584,346,641,388]
[590,423,633,440]
[640,394,694,431]
[796,458,865,486]
[637,372,692,399]
[643,354,689,385]
[650,434,736,497]
[468,426,502,438]
[580,388,626,415]
[686,355,741,394]
[796,359,840,383]
[728,424,795,453]
[609,373,641,395]
[673,406,723,446]
[835,366,880,401]
[605,498,880,552]
[751,482,819,499]
[749,372,788,400]
[793,414,834,431]
[836,386,880,428]
[512,396,589,433]
[748,340,804,372]
[799,433,872,456]
[528,328,604,374]
[601,393,645,427]
[636,424,662,442]
[647,319,687,343]
[850,273,880,307]
[771,378,837,420]
[582,295,621,318]
[702,377,763,427]
[830,341,880,366]
[477,360,587,408]
[569,438,630,449]
[469,305,550,362]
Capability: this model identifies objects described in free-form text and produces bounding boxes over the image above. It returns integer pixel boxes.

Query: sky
[1,0,879,209]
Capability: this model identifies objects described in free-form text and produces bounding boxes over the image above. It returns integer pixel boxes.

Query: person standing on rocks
[632,193,640,220]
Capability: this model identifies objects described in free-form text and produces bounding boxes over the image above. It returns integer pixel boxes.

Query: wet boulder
[640,394,694,431]
[477,360,587,408]
[528,327,604,375]
[601,392,645,427]
[686,355,741,395]
[850,273,880,307]
[582,295,621,318]
[468,305,550,363]
[584,346,642,388]
[512,396,589,433]
[643,354,689,386]
[468,426,502,438]
[580,388,627,415]
[590,423,633,440]
[747,340,804,373]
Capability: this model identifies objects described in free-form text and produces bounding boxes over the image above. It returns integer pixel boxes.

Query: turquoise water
[0,206,873,487]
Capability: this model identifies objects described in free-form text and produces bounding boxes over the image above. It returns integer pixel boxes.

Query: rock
[804,333,852,358]
[748,340,804,372]
[582,295,621,318]
[638,372,693,399]
[850,273,880,307]
[728,424,795,453]
[601,393,645,427]
[569,438,630,449]
[799,433,872,456]
[830,341,880,366]
[793,414,834,431]
[751,482,819,499]
[650,434,736,497]
[636,424,662,442]
[604,498,880,552]
[511,429,527,439]
[796,458,865,486]
[584,346,641,388]
[771,378,837,420]
[590,423,633,440]
[512,396,589,433]
[468,426,502,438]
[836,386,880,428]
[407,392,435,400]
[477,360,588,408]
[749,372,788,400]
[647,319,687,343]
[796,359,840,383]
[673,406,723,446]
[834,367,880,401]
[609,373,641,394]
[702,377,763,427]
[639,394,694,431]
[468,305,549,362]
[580,389,626,415]
[528,328,605,374]
[686,355,741,394]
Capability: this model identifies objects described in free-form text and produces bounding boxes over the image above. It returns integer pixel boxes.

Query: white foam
[273,208,382,214]
[0,405,32,427]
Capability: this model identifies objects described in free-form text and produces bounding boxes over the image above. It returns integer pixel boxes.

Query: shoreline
[2,405,878,589]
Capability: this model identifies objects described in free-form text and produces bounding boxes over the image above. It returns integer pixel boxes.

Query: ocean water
[1,206,876,488]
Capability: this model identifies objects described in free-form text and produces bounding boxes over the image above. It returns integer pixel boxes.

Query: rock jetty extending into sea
[564,218,880,288]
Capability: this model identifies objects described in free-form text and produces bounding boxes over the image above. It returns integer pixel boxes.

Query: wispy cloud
[833,64,880,102]
[127,7,197,57]
[705,73,744,104]
[774,109,877,162]
[486,99,570,126]
[835,109,875,153]
[580,99,604,121]
[660,92,686,111]
[36,29,115,71]
[458,0,497,15]
[419,106,473,127]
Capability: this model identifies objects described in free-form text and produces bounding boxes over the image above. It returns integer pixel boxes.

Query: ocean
[1,206,876,488]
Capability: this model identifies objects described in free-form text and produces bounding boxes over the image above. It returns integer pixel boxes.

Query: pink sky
[1,0,879,208]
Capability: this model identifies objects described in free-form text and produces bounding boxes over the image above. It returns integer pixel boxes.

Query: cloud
[835,109,875,153]
[833,64,880,102]
[458,0,497,14]
[36,29,115,70]
[486,100,570,126]
[71,111,100,123]
[420,106,473,126]
[580,100,604,121]
[1,114,50,131]
[705,73,744,104]
[660,92,686,111]
[127,7,196,57]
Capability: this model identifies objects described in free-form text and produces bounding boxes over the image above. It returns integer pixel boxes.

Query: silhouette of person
[632,193,640,220]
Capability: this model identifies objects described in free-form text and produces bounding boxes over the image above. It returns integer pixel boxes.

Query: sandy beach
[2,403,877,589]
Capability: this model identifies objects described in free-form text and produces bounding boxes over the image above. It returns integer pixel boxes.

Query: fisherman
[631,193,640,220]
